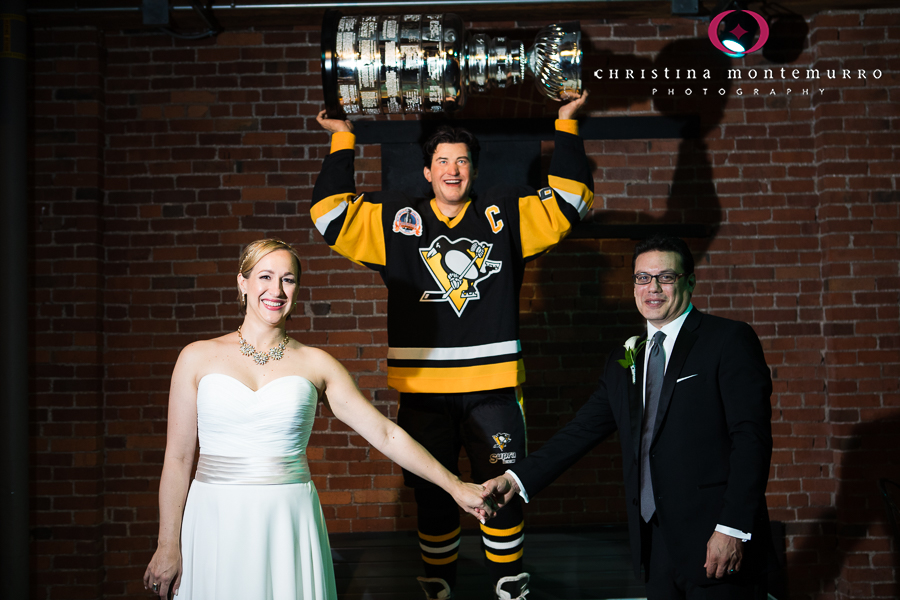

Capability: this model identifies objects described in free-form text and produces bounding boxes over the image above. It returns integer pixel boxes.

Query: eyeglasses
[633,272,685,285]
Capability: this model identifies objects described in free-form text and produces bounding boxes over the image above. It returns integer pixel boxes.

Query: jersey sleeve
[310,132,387,268]
[518,119,594,261]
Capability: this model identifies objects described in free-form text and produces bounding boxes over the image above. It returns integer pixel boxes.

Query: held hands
[704,530,743,579]
[558,89,589,120]
[481,473,520,510]
[316,109,353,133]
[144,545,182,598]
[451,480,498,524]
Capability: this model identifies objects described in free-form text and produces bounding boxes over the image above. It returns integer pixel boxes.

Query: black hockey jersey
[311,122,594,394]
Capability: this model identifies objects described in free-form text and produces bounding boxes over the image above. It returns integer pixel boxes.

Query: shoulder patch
[392,207,423,237]
[538,187,554,201]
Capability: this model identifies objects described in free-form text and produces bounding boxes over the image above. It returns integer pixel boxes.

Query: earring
[241,294,247,309]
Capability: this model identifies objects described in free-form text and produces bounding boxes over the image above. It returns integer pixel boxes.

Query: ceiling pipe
[28,0,659,15]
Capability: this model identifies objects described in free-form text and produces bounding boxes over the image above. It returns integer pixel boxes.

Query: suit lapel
[651,309,702,443]
[628,336,647,460]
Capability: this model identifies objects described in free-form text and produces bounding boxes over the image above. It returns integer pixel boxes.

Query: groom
[483,235,775,599]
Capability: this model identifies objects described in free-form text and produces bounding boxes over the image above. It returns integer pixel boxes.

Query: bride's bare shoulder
[291,342,339,365]
[286,343,349,382]
[177,332,239,365]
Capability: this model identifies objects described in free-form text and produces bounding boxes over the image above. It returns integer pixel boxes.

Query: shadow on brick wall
[586,37,731,235]
[518,37,732,527]
[789,413,900,599]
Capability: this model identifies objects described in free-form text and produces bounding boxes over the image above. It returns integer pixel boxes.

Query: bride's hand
[452,480,497,523]
[144,545,182,598]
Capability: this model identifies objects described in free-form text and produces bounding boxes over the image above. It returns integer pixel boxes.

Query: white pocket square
[676,374,698,383]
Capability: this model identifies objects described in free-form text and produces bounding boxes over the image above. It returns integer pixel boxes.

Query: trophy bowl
[321,10,581,116]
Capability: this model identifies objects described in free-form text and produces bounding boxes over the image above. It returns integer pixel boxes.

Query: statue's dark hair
[422,126,480,169]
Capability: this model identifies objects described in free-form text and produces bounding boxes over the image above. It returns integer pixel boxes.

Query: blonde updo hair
[237,239,303,316]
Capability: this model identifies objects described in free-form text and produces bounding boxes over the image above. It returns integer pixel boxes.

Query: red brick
[27,18,900,600]
[216,32,265,46]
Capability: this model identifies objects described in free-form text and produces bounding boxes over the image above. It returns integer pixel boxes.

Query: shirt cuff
[715,524,751,542]
[555,119,579,136]
[330,131,356,153]
[505,470,529,503]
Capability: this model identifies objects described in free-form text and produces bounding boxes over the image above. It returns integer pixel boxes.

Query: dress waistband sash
[194,453,311,485]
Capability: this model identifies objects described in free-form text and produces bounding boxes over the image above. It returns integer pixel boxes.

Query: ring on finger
[152,582,160,592]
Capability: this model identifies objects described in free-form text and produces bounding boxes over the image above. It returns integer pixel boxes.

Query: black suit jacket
[513,309,774,584]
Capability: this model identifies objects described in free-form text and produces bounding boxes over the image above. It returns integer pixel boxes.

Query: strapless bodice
[196,374,319,458]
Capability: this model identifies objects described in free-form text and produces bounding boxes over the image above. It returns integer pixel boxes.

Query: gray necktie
[640,331,666,523]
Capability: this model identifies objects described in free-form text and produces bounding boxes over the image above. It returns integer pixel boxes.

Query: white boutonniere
[617,335,646,384]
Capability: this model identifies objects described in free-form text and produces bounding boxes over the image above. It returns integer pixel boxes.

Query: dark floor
[330,525,648,600]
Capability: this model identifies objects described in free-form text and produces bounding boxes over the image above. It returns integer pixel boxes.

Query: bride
[143,239,492,599]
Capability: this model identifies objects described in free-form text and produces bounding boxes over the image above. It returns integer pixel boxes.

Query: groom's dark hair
[632,235,695,275]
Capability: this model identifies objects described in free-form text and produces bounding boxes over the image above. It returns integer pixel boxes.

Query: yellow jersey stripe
[418,527,461,543]
[480,520,524,536]
[312,192,387,267]
[330,131,355,153]
[555,119,579,136]
[518,190,572,259]
[332,200,386,266]
[485,548,524,563]
[422,553,459,565]
[388,360,524,394]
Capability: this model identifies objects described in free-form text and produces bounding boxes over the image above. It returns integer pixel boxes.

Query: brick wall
[28,10,899,600]
[30,26,107,600]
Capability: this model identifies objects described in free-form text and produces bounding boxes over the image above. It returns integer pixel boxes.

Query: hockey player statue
[311,92,593,600]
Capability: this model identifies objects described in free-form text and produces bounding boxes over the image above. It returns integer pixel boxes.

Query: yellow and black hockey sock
[480,497,525,583]
[415,486,461,588]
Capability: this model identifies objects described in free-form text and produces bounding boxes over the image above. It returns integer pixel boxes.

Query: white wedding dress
[178,374,337,600]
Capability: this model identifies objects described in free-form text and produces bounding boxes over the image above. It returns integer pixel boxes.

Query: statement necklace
[238,326,289,366]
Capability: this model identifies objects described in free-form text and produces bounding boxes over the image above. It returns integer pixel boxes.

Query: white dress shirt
[642,303,693,406]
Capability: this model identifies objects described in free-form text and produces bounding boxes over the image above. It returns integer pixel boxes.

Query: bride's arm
[143,343,201,598]
[315,350,493,522]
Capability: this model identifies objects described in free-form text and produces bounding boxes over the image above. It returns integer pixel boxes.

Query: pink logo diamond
[708,10,770,56]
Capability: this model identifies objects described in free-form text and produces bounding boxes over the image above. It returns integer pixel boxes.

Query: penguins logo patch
[490,432,517,464]
[419,235,502,317]
[492,433,511,451]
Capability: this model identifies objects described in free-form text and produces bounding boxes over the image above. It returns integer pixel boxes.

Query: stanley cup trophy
[321,11,582,115]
